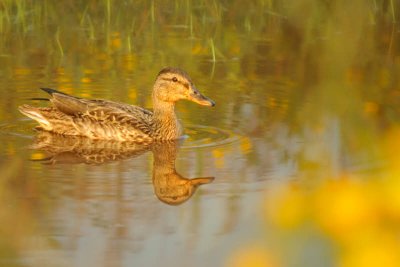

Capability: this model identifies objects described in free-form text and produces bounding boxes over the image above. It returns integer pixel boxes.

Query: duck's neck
[152,98,182,139]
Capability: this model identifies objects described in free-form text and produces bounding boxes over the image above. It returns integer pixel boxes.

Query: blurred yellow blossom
[111,36,121,49]
[339,233,400,267]
[363,101,379,115]
[80,92,92,98]
[261,170,400,267]
[128,88,137,101]
[379,177,400,221]
[265,185,308,229]
[30,152,46,160]
[313,179,377,239]
[240,137,253,155]
[226,244,280,267]
[80,77,92,83]
[212,148,225,168]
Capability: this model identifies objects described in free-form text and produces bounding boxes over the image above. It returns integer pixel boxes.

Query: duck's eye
[172,77,178,82]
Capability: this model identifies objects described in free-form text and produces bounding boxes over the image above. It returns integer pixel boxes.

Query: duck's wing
[42,87,152,122]
[32,88,152,140]
[75,103,155,138]
[42,88,87,115]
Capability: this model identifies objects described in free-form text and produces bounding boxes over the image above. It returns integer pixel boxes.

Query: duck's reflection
[30,131,214,205]
[151,140,214,205]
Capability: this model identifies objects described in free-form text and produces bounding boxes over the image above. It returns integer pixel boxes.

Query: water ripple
[1,120,242,148]
[182,125,242,148]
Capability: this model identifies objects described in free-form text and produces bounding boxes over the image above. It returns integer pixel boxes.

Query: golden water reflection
[30,132,214,205]
[0,134,222,267]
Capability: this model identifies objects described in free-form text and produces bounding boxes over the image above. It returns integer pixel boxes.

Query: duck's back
[19,89,155,142]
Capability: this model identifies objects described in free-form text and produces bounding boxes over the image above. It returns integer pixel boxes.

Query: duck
[19,67,215,142]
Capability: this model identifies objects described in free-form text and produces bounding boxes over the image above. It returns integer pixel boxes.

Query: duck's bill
[189,93,216,107]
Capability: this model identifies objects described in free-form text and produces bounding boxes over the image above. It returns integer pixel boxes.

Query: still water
[0,1,399,267]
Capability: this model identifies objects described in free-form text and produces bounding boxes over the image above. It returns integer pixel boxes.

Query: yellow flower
[265,185,307,229]
[363,101,379,115]
[240,137,252,154]
[314,179,376,239]
[80,77,92,83]
[339,233,400,267]
[379,177,400,221]
[226,245,279,267]
[212,148,225,168]
[30,152,46,160]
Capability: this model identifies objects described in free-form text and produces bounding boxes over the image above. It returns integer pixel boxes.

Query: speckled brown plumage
[19,67,215,142]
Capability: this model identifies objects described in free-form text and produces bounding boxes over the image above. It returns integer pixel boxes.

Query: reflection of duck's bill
[191,177,215,185]
[155,177,215,206]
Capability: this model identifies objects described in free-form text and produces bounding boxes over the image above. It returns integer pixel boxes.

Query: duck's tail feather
[18,105,52,130]
[41,87,71,96]
[26,97,50,101]
[30,156,55,164]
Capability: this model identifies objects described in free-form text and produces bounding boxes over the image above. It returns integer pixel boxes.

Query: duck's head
[152,67,215,107]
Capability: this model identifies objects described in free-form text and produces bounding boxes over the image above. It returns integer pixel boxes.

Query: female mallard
[19,67,215,142]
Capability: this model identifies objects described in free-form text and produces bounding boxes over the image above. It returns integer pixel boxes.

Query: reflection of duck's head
[154,176,214,206]
[151,141,214,205]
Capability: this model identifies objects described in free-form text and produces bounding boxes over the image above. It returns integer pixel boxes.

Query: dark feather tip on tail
[40,87,68,96]
[26,97,50,101]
